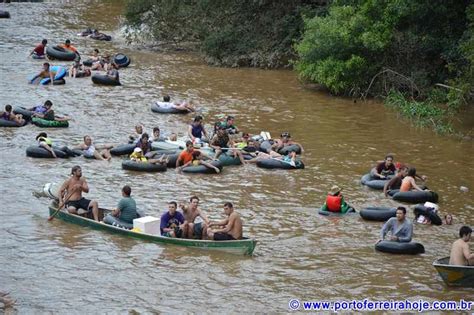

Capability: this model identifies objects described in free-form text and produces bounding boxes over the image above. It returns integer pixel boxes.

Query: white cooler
[133,216,160,235]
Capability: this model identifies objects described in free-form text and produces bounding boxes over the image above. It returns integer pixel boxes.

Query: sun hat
[329,185,342,195]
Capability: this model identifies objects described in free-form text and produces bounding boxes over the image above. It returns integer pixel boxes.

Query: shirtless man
[205,202,243,240]
[30,62,56,84]
[271,132,304,154]
[74,135,112,161]
[449,226,474,266]
[179,196,209,239]
[58,166,99,221]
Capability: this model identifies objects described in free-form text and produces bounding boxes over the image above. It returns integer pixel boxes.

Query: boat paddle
[47,191,73,221]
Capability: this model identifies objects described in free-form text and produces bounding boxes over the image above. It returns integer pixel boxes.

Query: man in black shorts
[58,165,100,221]
[205,202,243,241]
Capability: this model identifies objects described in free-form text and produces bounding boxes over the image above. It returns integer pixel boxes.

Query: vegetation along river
[0,1,472,313]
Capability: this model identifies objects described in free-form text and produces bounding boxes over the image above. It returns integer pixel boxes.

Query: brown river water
[0,1,473,313]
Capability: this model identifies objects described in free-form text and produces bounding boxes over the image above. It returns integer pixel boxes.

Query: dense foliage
[295,0,472,97]
[125,0,326,67]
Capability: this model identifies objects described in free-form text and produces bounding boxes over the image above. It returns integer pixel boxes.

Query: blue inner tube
[375,240,425,255]
[182,160,223,174]
[151,101,188,114]
[92,74,120,86]
[26,146,68,158]
[359,207,397,221]
[318,206,356,216]
[122,160,167,172]
[413,204,442,226]
[256,158,304,169]
[46,46,77,61]
[390,190,439,204]
[110,144,135,156]
[0,118,26,127]
[277,144,301,155]
[114,53,130,68]
[40,66,67,85]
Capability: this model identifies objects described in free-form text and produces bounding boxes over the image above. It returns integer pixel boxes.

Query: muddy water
[0,1,473,313]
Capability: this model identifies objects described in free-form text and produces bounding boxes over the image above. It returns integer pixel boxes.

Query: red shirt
[178,149,194,165]
[33,44,45,55]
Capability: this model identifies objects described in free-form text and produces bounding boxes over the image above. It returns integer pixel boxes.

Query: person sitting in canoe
[210,125,246,164]
[160,201,185,238]
[378,206,413,243]
[178,150,221,173]
[29,39,47,59]
[372,155,396,179]
[1,104,25,126]
[103,185,139,228]
[130,147,168,165]
[31,100,70,122]
[58,165,100,221]
[179,196,209,239]
[157,95,195,112]
[74,135,112,161]
[271,132,304,154]
[449,226,474,266]
[29,62,56,84]
[36,132,57,158]
[205,202,243,241]
[400,167,430,192]
[320,185,354,214]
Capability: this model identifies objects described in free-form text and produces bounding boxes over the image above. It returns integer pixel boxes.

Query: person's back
[117,195,137,224]
[400,176,414,192]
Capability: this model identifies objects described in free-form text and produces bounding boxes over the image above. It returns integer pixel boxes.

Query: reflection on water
[0,1,473,313]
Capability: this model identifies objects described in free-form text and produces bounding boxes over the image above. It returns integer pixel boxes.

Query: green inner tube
[32,117,69,128]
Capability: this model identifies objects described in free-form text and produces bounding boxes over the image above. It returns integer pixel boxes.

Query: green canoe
[48,203,257,256]
[433,256,474,287]
[32,117,69,128]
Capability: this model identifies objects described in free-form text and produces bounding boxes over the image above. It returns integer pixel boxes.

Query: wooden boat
[48,203,257,256]
[433,256,474,287]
